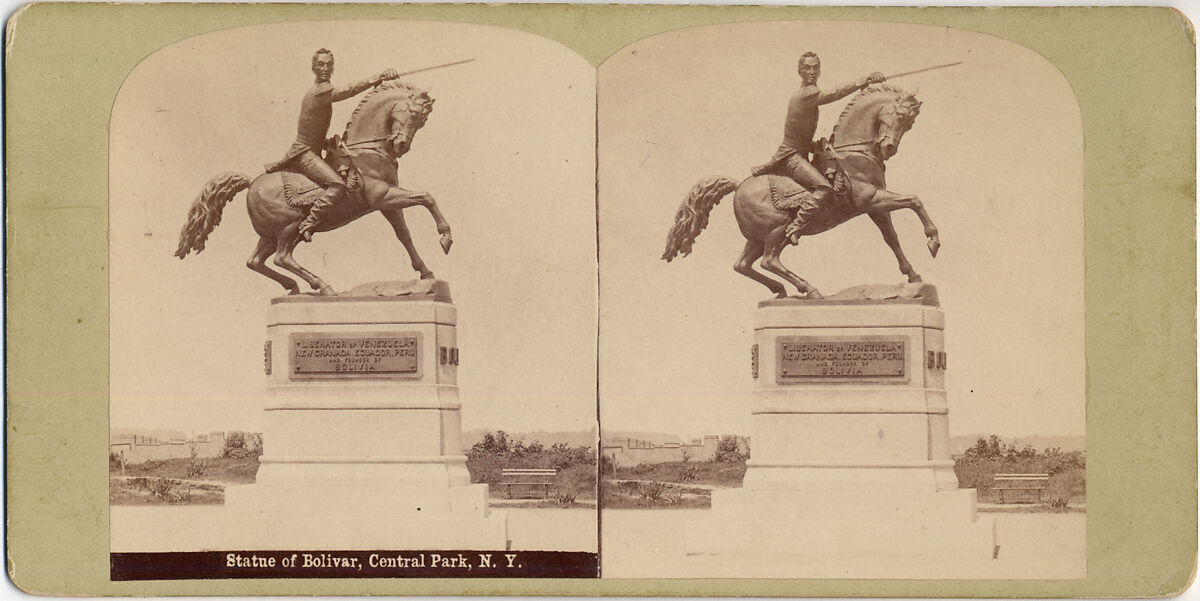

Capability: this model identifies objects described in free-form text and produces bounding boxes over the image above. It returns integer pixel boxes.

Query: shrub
[954,436,1086,506]
[1044,468,1085,507]
[556,463,598,499]
[184,444,208,479]
[631,482,681,505]
[714,437,748,462]
[143,477,178,500]
[465,431,596,491]
[247,432,264,455]
[221,431,263,458]
[677,460,698,483]
[1046,497,1069,510]
[185,458,209,479]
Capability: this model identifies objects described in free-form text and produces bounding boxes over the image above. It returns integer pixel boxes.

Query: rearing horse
[662,84,941,299]
[174,81,451,296]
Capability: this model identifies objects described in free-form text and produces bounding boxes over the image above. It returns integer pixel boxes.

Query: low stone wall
[602,435,748,468]
[110,432,226,465]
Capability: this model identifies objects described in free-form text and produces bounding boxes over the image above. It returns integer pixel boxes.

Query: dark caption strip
[111,550,598,580]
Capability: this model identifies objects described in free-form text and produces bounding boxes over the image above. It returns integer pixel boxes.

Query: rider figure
[271,49,399,242]
[754,52,885,244]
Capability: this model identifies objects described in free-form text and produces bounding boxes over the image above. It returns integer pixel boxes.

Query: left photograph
[108,21,598,579]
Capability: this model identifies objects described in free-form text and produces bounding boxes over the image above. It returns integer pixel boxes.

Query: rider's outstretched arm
[817,72,886,105]
[332,72,388,102]
[816,78,869,105]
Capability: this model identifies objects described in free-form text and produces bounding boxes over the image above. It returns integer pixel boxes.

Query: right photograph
[597,21,1085,579]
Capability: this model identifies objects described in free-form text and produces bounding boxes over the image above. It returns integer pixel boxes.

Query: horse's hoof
[420,272,436,280]
[440,235,453,254]
[908,274,923,283]
[927,237,941,258]
[317,286,337,297]
[805,290,824,300]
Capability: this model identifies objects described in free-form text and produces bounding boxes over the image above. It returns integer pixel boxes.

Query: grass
[112,456,260,484]
[489,499,599,509]
[604,459,1085,513]
[601,480,712,509]
[109,456,259,506]
[601,459,742,508]
[110,477,224,505]
[607,460,747,487]
[978,503,1086,514]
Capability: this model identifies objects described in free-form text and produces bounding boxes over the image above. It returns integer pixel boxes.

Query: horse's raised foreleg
[382,209,435,280]
[378,185,453,254]
[247,235,300,294]
[864,189,940,257]
[760,226,822,299]
[868,212,922,283]
[272,224,336,296]
[734,238,786,298]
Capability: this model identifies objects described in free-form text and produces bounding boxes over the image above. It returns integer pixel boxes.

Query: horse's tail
[174,172,252,259]
[661,176,739,262]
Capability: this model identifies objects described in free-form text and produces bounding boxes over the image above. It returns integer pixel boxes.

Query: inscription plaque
[776,337,907,382]
[290,333,420,379]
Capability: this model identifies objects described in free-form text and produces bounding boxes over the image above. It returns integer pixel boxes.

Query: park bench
[992,473,1050,503]
[499,468,557,499]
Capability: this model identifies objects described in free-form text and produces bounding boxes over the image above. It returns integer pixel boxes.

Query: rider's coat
[265,77,378,180]
[753,78,864,185]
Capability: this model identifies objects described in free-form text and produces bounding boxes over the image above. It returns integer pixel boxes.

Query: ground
[111,457,598,509]
[110,456,260,505]
[109,458,597,552]
[602,460,1085,512]
[115,456,259,484]
[601,510,1086,579]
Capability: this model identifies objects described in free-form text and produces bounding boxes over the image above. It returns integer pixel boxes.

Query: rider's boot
[298,184,345,242]
[785,185,833,245]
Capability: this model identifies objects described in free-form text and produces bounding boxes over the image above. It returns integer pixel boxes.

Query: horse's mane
[831,84,914,141]
[343,80,428,136]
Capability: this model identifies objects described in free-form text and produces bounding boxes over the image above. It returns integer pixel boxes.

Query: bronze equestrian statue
[663,53,947,299]
[175,50,463,296]
[271,48,400,243]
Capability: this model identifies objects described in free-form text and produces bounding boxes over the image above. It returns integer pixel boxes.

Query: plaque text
[291,334,419,378]
[777,338,906,380]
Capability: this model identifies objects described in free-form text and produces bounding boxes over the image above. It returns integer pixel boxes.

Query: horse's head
[387,88,434,157]
[343,81,435,158]
[832,85,921,163]
[876,91,921,160]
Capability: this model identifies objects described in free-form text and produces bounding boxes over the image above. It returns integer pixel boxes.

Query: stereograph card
[4,3,1195,597]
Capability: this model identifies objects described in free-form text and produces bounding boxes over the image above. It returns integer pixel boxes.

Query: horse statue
[662,84,941,299]
[173,80,450,296]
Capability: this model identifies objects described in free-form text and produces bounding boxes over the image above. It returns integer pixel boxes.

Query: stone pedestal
[688,286,996,563]
[225,282,508,550]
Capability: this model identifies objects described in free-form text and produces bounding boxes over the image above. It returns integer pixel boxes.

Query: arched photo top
[597,20,1085,447]
[109,19,598,437]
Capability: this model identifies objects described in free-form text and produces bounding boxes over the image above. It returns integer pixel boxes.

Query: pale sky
[109,21,597,436]
[598,21,1086,440]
